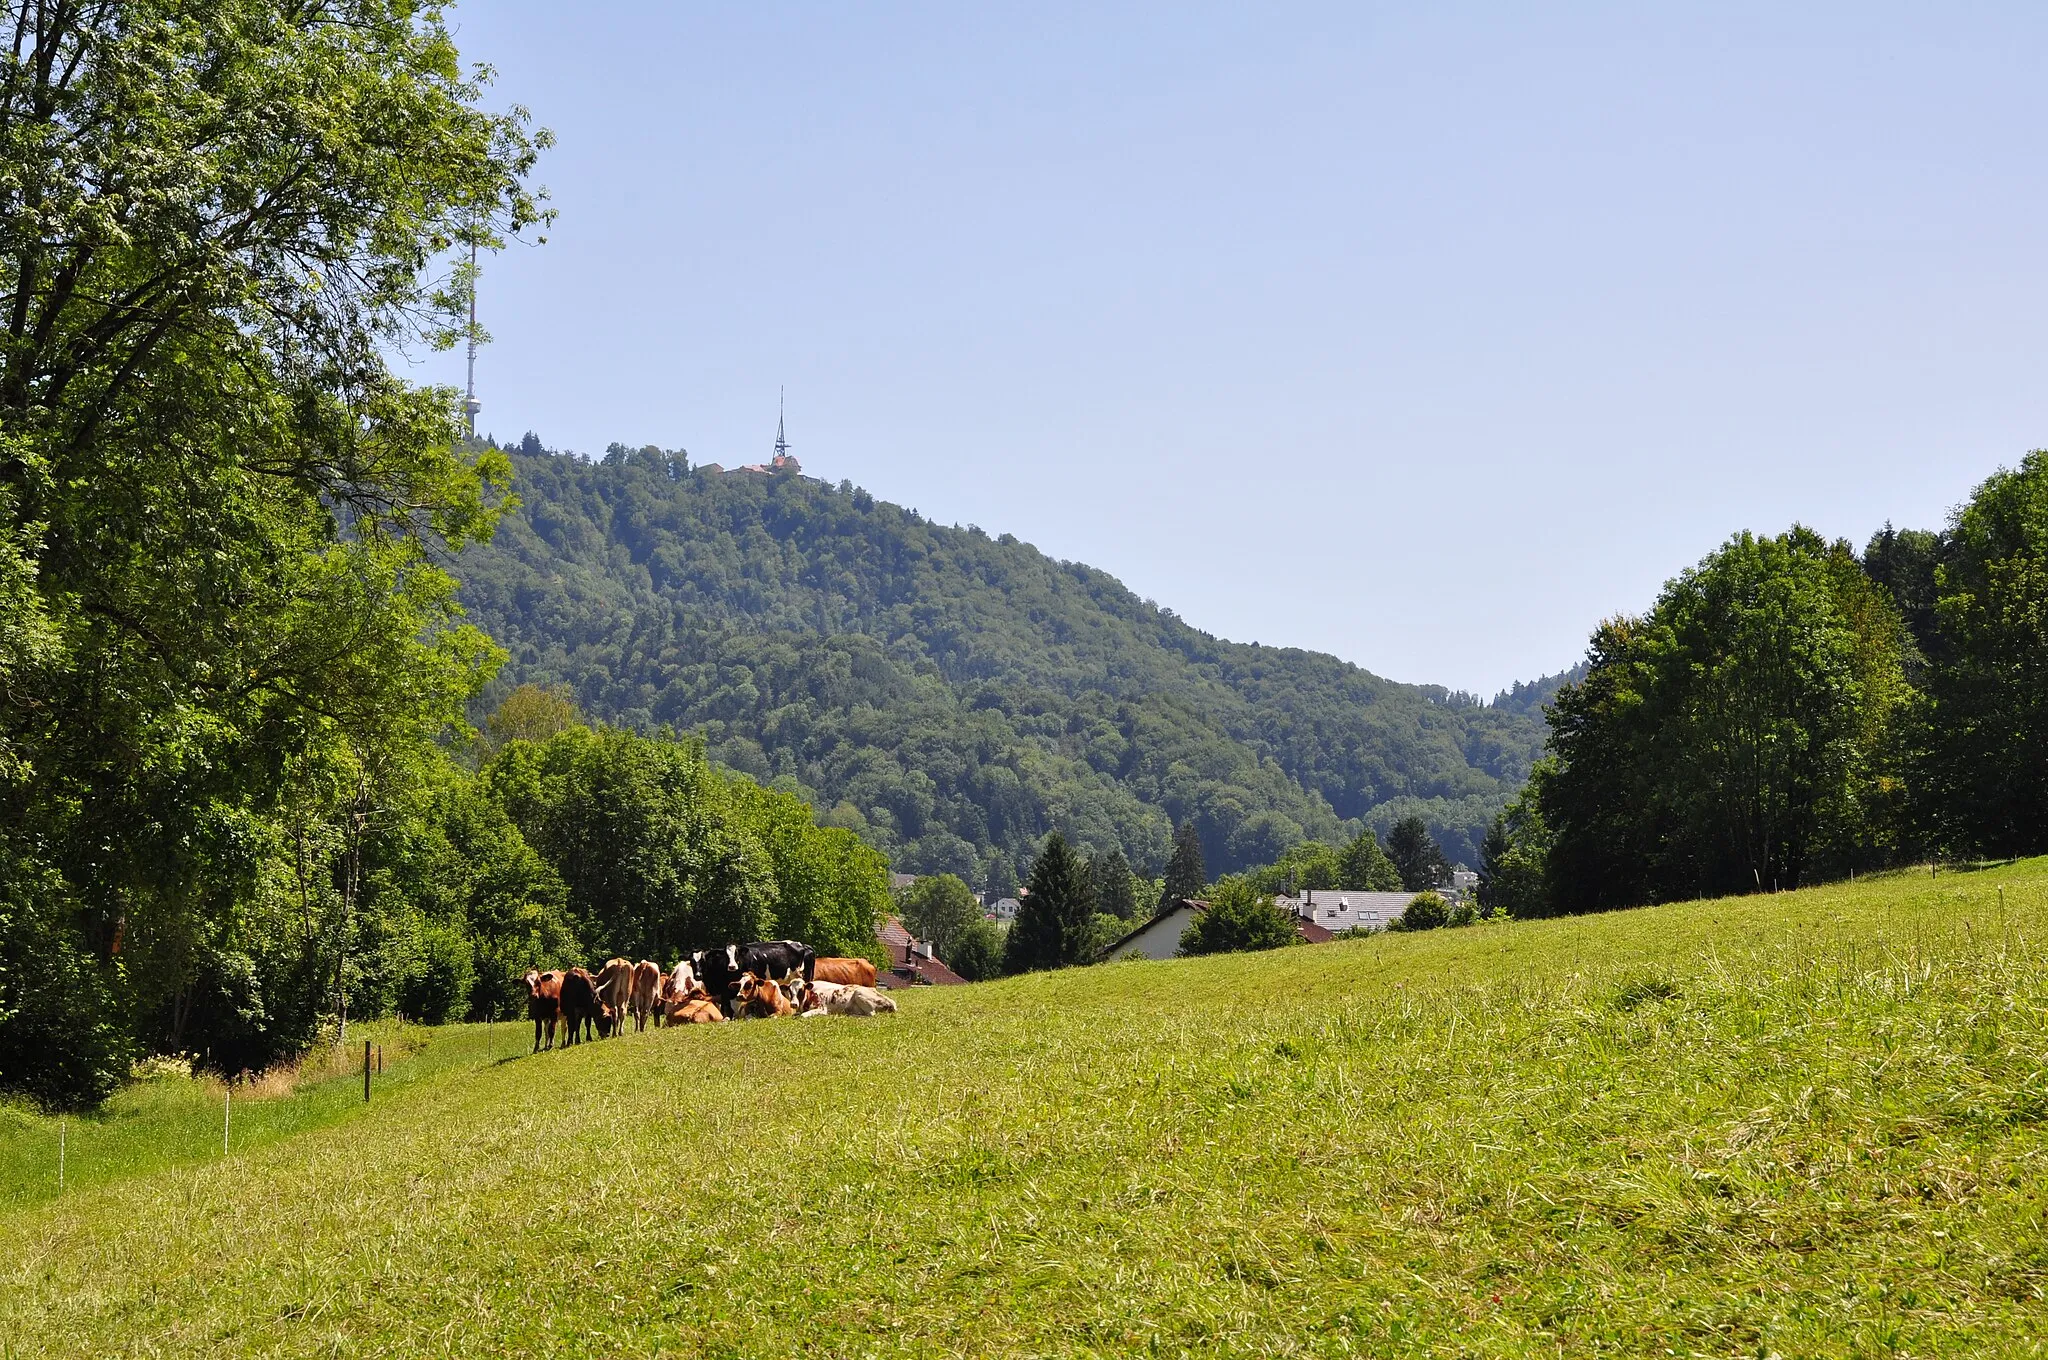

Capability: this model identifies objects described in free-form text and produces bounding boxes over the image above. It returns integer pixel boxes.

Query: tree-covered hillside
[457,442,1560,885]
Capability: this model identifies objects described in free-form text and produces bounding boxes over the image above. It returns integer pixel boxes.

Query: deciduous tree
[1918,452,2048,856]
[1177,878,1298,956]
[899,874,983,962]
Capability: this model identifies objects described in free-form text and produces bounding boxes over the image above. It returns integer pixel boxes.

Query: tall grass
[3,862,2045,1356]
[0,1019,525,1207]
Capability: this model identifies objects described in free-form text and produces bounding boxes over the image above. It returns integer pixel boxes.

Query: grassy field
[5,863,2046,1358]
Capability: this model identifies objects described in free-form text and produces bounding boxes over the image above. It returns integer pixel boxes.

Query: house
[988,897,1020,922]
[874,915,967,987]
[732,452,802,476]
[1105,889,1405,962]
[889,872,917,893]
[1103,898,1209,961]
[1272,889,1411,934]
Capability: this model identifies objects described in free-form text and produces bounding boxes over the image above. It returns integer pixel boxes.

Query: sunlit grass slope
[7,863,2048,1357]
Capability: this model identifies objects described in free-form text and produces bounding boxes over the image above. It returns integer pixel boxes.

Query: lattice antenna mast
[462,233,481,439]
[774,386,791,460]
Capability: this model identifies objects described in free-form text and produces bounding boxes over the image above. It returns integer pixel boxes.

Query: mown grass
[5,863,2047,1357]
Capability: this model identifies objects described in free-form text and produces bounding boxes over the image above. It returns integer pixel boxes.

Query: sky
[413,2,2048,696]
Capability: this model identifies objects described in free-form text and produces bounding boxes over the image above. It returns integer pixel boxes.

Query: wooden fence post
[364,1039,372,1103]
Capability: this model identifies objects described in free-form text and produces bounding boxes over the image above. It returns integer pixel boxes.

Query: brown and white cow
[656,959,699,1027]
[594,957,634,1034]
[736,974,796,1020]
[822,983,898,1017]
[628,959,662,1032]
[523,969,564,1052]
[811,956,878,988]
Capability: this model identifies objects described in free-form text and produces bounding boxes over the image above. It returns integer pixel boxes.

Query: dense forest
[456,439,1570,887]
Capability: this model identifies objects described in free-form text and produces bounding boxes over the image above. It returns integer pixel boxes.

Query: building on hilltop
[732,388,802,476]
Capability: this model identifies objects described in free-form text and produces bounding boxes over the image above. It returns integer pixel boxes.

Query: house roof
[874,914,968,985]
[879,944,968,987]
[1274,890,1410,934]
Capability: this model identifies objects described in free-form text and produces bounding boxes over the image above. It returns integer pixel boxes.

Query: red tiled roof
[874,915,968,985]
[880,947,968,987]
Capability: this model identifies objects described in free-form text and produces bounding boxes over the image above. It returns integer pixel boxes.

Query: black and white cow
[694,940,816,1014]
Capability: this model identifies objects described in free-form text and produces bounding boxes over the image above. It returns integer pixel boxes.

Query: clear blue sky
[416,2,2048,695]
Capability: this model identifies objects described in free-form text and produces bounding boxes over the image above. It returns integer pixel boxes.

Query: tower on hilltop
[771,387,798,471]
[462,234,481,438]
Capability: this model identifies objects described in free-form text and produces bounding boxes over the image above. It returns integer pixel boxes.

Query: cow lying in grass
[736,974,796,1020]
[665,986,724,1025]
[797,978,898,1017]
[656,960,698,1026]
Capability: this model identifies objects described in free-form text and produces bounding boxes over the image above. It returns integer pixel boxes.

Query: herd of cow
[520,938,898,1052]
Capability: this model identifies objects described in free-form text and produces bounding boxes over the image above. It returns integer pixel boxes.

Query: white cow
[823,983,898,1017]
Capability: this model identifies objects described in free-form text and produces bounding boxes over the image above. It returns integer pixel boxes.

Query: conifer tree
[1004,833,1095,972]
[1386,816,1452,892]
[1088,848,1139,920]
[1159,822,1207,910]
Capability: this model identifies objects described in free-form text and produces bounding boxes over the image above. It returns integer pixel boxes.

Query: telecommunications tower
[462,235,481,439]
[773,386,791,462]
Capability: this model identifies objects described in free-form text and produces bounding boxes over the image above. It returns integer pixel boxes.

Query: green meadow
[5,863,2046,1358]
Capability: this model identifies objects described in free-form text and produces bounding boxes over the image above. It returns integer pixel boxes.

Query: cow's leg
[532,1017,541,1054]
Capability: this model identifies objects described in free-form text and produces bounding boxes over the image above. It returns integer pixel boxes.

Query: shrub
[1178,878,1300,956]
[1398,892,1448,931]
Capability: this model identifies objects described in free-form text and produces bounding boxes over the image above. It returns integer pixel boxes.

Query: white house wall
[1108,906,1198,961]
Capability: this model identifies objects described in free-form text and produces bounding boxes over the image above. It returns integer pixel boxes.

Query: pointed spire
[773,386,791,461]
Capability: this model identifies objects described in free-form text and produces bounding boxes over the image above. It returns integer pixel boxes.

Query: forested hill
[456,443,1564,888]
